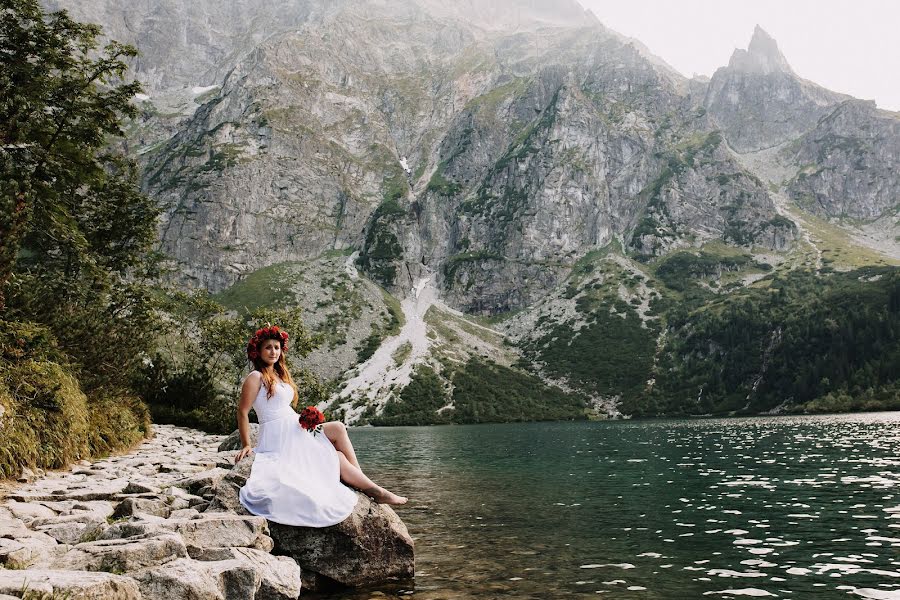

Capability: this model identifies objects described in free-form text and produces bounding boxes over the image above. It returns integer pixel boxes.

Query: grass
[214,262,302,311]
[792,210,898,268]
[0,321,150,481]
[428,308,505,347]
[392,341,412,366]
[380,288,405,335]
[19,586,74,600]
[424,308,460,344]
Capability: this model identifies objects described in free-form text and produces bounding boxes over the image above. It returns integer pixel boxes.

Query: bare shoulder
[242,371,263,391]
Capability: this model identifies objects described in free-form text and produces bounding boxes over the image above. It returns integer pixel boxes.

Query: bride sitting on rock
[235,325,406,527]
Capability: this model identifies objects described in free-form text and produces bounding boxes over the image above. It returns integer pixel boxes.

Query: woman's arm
[235,372,262,463]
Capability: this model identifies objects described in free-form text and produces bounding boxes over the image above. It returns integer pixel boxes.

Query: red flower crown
[246,325,289,361]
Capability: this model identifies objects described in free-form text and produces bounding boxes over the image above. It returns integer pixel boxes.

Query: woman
[236,325,406,527]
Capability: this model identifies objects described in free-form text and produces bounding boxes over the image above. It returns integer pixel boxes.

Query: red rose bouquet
[299,406,325,436]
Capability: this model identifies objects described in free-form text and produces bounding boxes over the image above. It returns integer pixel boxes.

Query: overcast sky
[576,0,900,111]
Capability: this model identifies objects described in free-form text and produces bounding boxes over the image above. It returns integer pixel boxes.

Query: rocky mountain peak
[727,25,794,75]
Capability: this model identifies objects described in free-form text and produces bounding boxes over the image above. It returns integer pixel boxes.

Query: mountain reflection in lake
[318,413,900,599]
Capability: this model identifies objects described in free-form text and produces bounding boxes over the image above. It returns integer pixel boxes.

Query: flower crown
[246,325,289,361]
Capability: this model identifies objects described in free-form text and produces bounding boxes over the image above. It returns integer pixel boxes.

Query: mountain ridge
[45,0,899,421]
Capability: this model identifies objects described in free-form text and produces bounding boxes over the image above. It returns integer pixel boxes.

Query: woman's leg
[336,451,407,505]
[323,421,360,468]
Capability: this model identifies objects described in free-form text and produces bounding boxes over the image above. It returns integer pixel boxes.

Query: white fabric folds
[239,381,357,527]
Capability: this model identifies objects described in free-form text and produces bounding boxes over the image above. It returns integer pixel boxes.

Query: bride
[235,325,406,527]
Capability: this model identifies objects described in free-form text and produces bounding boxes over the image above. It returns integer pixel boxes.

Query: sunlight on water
[323,412,900,599]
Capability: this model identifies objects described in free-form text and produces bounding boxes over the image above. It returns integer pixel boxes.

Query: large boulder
[269,493,414,589]
[204,457,255,516]
[209,455,415,590]
[132,552,302,600]
[217,426,259,452]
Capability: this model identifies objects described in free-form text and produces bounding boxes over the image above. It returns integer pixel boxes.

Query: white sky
[576,0,900,111]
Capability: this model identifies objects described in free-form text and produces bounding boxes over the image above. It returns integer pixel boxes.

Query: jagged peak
[727,25,794,75]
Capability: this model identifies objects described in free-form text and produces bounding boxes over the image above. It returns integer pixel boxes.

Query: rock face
[51,0,898,306]
[52,0,803,303]
[704,26,848,153]
[0,424,414,597]
[783,99,900,220]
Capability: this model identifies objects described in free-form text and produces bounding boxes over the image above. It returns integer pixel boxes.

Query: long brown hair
[250,339,299,407]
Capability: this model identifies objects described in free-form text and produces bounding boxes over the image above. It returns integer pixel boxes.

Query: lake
[325,413,900,599]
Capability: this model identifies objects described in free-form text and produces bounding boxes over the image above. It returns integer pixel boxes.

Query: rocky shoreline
[0,425,414,599]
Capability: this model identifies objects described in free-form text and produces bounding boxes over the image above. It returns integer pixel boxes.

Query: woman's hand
[235,445,253,463]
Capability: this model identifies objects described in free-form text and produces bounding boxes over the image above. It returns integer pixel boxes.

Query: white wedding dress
[239,380,357,527]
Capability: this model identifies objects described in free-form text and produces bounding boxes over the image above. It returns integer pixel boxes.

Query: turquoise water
[328,413,900,599]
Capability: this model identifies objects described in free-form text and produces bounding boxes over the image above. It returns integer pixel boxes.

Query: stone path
[0,424,415,599]
[0,425,300,599]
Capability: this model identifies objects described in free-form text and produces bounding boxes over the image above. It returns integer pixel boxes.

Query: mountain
[47,0,900,421]
[704,26,849,153]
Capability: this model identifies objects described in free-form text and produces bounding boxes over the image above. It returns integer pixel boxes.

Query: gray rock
[269,492,414,588]
[784,99,900,220]
[34,520,105,545]
[99,520,161,541]
[4,501,56,520]
[159,515,272,551]
[217,426,259,452]
[10,479,130,503]
[133,557,261,600]
[123,481,161,495]
[112,497,172,519]
[30,513,107,529]
[0,569,141,599]
[0,531,68,569]
[171,468,230,496]
[705,26,847,153]
[169,508,202,520]
[51,533,187,572]
[203,457,254,516]
[17,467,37,483]
[183,547,302,599]
[0,537,60,569]
[34,500,77,513]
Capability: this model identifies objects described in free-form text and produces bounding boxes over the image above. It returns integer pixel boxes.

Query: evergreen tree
[0,0,159,393]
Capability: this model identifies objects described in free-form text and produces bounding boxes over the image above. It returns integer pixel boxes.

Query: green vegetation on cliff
[370,365,450,426]
[514,246,898,419]
[372,359,588,426]
[450,358,588,423]
[642,267,900,416]
[357,198,407,286]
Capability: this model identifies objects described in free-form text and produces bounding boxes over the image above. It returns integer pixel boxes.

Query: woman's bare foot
[362,486,408,505]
